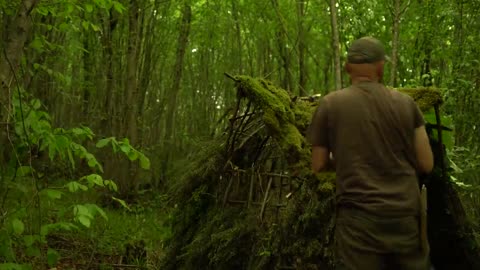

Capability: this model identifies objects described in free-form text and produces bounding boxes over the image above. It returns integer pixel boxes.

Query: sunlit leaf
[96,138,111,148]
[85,174,104,187]
[112,196,131,211]
[40,189,63,200]
[77,215,91,228]
[112,1,126,13]
[11,219,25,235]
[139,154,151,170]
[16,166,33,177]
[85,4,94,13]
[127,149,138,161]
[66,181,88,192]
[104,180,118,192]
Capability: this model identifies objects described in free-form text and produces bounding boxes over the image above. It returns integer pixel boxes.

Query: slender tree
[161,1,192,181]
[329,0,342,90]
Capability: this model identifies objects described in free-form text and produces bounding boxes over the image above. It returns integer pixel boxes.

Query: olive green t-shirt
[308,81,425,217]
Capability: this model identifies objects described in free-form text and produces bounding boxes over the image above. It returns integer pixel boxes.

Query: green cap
[347,37,389,64]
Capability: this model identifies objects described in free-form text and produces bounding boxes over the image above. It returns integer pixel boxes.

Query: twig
[260,176,273,221]
[434,104,446,178]
[247,167,255,208]
[224,72,239,82]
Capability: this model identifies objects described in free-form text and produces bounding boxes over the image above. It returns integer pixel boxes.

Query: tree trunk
[161,2,192,182]
[120,0,141,193]
[272,0,292,91]
[390,0,401,87]
[297,0,308,96]
[0,0,40,167]
[329,0,341,91]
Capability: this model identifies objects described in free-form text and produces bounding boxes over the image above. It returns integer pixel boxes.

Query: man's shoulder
[323,86,355,100]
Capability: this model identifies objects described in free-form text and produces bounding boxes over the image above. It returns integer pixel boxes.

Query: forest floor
[26,191,172,270]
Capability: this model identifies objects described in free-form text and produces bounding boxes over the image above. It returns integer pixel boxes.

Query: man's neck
[351,76,379,85]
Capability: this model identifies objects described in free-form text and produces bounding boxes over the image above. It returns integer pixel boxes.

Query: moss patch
[396,87,443,112]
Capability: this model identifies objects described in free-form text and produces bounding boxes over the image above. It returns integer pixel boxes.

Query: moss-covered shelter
[160,75,479,270]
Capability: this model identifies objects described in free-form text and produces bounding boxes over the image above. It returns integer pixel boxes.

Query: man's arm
[411,99,434,174]
[312,146,329,172]
[308,98,331,173]
[414,126,434,173]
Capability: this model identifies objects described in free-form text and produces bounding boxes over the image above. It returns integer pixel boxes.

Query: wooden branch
[223,176,234,207]
[224,72,239,82]
[247,168,255,208]
[434,104,446,178]
[260,176,273,221]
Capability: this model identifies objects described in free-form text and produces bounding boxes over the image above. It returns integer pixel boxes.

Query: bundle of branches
[159,75,479,270]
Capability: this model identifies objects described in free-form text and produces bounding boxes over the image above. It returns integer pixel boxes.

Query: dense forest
[0,0,479,269]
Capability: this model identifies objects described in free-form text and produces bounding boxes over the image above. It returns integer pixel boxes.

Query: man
[308,37,434,269]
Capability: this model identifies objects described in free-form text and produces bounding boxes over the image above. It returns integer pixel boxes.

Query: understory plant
[0,89,150,269]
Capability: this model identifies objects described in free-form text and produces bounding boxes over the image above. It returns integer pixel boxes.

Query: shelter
[160,75,479,270]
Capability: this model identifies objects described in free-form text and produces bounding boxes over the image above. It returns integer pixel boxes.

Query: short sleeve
[307,98,329,147]
[411,99,425,128]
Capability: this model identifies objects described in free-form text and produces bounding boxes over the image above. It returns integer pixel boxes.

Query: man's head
[345,37,388,83]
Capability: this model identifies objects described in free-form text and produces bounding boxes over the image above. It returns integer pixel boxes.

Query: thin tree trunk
[297,0,308,96]
[271,0,292,91]
[161,2,192,182]
[329,0,341,90]
[0,0,40,166]
[390,0,401,87]
[231,0,243,74]
[122,0,141,193]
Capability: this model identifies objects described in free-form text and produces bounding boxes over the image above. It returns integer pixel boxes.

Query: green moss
[397,87,443,112]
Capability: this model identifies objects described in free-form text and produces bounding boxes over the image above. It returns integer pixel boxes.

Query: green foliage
[0,90,149,267]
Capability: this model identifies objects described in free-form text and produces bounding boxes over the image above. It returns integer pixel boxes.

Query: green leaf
[67,149,75,169]
[47,248,60,267]
[59,22,70,32]
[96,138,111,148]
[82,21,89,30]
[12,219,25,235]
[85,174,104,187]
[77,215,91,228]
[91,24,101,32]
[94,206,108,220]
[139,154,151,170]
[85,4,94,13]
[25,245,41,257]
[16,166,33,177]
[104,180,118,192]
[127,150,139,161]
[30,37,44,52]
[112,1,126,13]
[40,189,63,200]
[31,99,41,110]
[112,196,131,211]
[86,204,108,220]
[74,205,94,219]
[66,181,88,192]
[119,143,131,154]
[23,235,39,247]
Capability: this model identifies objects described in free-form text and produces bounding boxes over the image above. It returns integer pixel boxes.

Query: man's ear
[376,61,385,79]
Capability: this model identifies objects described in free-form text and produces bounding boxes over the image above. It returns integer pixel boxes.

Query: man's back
[318,81,425,217]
